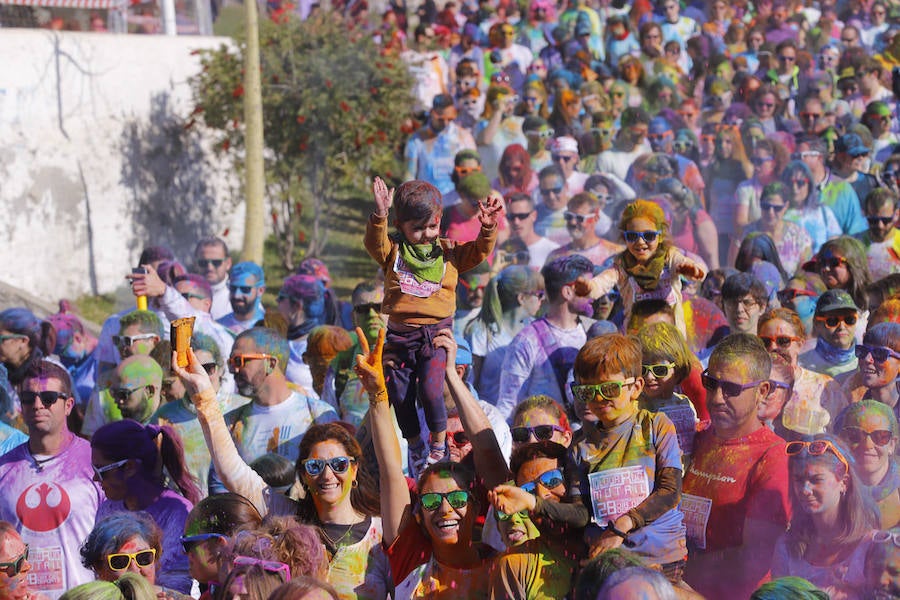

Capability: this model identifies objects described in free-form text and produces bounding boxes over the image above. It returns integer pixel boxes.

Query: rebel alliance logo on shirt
[16,482,71,532]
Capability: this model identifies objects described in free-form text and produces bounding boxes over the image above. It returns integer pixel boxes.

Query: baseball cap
[834,133,869,156]
[815,289,859,314]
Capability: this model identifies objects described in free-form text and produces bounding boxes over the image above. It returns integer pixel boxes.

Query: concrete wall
[0,29,245,303]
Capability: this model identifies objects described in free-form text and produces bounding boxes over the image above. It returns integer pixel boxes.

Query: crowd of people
[4,0,900,598]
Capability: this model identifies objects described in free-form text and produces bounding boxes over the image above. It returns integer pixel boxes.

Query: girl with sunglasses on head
[487,441,586,597]
[844,322,900,410]
[735,184,813,278]
[836,401,900,529]
[756,308,850,440]
[180,493,262,599]
[574,199,706,338]
[80,512,188,599]
[781,160,841,255]
[465,265,543,404]
[177,348,394,600]
[357,327,512,598]
[636,322,701,465]
[771,434,879,599]
[91,420,200,594]
[566,333,688,585]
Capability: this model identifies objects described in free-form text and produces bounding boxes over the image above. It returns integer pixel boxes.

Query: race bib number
[680,493,712,550]
[27,545,64,593]
[394,255,444,298]
[588,466,650,524]
[659,403,696,455]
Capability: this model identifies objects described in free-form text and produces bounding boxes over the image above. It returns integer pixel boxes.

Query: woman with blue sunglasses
[173,350,391,600]
[844,322,900,408]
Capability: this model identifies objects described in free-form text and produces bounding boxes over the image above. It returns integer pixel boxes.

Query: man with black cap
[799,289,860,383]
[403,93,477,196]
[831,132,877,205]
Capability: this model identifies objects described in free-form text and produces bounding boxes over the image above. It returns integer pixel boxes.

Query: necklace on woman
[320,522,355,550]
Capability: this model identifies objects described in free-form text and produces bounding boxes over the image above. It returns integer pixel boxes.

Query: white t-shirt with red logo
[0,436,103,599]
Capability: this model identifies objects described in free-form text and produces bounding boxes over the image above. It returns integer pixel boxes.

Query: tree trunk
[241,0,266,264]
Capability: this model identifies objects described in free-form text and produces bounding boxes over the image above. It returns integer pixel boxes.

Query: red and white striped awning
[0,0,127,7]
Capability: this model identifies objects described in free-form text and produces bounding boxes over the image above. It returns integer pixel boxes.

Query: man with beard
[217,262,266,335]
[856,189,900,280]
[546,192,623,267]
[209,327,337,494]
[496,255,595,421]
[111,355,163,424]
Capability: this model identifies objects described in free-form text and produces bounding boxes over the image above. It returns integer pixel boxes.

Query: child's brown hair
[574,333,642,382]
[394,180,443,224]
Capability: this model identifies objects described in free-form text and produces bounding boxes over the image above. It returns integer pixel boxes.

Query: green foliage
[190,10,415,268]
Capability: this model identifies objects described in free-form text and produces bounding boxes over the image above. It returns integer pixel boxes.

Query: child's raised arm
[673,251,706,281]
[373,176,394,219]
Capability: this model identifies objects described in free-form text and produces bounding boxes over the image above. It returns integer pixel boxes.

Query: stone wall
[0,29,245,304]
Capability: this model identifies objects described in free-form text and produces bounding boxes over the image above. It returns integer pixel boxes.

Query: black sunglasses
[510,425,564,443]
[353,302,382,315]
[868,216,894,226]
[20,391,68,407]
[623,230,661,244]
[701,370,763,398]
[197,259,224,268]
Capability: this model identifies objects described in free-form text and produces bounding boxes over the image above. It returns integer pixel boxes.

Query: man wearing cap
[276,274,328,395]
[549,136,589,194]
[192,236,232,320]
[856,189,900,281]
[831,132,878,205]
[533,164,574,246]
[863,101,900,163]
[799,289,861,383]
[404,94,477,196]
[795,135,868,236]
[217,262,267,335]
[644,116,704,199]
[595,107,651,182]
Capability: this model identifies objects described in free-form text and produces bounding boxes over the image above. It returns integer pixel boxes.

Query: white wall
[0,29,245,302]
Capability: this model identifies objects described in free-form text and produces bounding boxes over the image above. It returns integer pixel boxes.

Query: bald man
[112,355,163,423]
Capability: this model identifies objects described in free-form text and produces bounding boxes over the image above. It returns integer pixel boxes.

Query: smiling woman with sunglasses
[173,348,390,600]
[757,308,850,439]
[770,434,879,599]
[781,160,842,254]
[836,401,900,530]
[846,322,900,408]
[736,183,813,278]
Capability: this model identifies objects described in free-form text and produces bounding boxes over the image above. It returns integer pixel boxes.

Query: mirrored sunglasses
[303,456,356,476]
[420,490,471,511]
[520,468,564,495]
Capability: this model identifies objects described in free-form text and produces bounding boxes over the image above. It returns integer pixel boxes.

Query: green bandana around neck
[398,240,444,284]
[622,245,668,290]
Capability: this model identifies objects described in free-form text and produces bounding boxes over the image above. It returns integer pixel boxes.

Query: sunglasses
[785,439,849,475]
[180,533,228,554]
[353,302,382,315]
[777,288,816,304]
[553,155,577,163]
[181,292,207,301]
[799,112,821,121]
[760,202,786,213]
[815,314,858,328]
[501,250,531,264]
[790,179,810,188]
[449,431,471,446]
[228,353,275,371]
[759,335,801,349]
[107,548,156,572]
[818,256,848,269]
[622,230,661,244]
[510,424,564,443]
[507,211,534,221]
[868,216,894,226]
[647,132,673,141]
[110,385,149,402]
[229,284,258,295]
[197,259,224,268]
[642,362,675,378]
[520,468,565,495]
[495,509,529,521]
[92,459,130,481]
[540,186,564,197]
[455,165,482,177]
[757,102,775,109]
[526,128,555,139]
[202,362,218,375]
[841,426,894,447]
[873,530,900,546]
[564,211,593,224]
[599,289,621,303]
[233,556,292,582]
[570,378,635,402]
[112,333,157,348]
[0,545,28,576]
[19,390,68,407]
[420,489,471,511]
[303,456,356,477]
[778,54,795,62]
[855,344,900,363]
[751,156,774,166]
[701,370,763,398]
